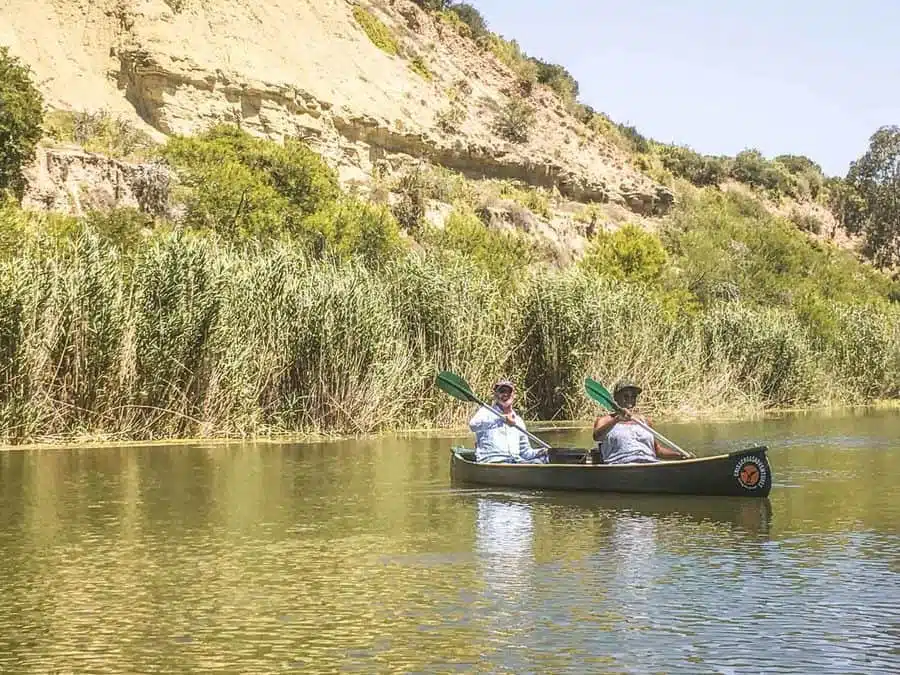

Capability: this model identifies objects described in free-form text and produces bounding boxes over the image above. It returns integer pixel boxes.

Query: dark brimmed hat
[493,379,515,392]
[613,379,642,396]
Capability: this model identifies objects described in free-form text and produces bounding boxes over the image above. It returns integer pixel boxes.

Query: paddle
[584,377,694,459]
[435,371,552,451]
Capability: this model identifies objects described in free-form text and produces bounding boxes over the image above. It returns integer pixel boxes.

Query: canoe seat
[547,447,598,464]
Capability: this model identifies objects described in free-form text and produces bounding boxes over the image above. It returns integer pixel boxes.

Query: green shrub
[412,0,450,9]
[788,210,824,235]
[774,154,825,199]
[488,35,539,86]
[352,6,400,56]
[0,47,44,197]
[662,190,896,309]
[657,145,729,187]
[448,3,489,40]
[409,55,433,80]
[494,98,536,143]
[161,124,339,239]
[578,223,668,285]
[730,149,802,199]
[531,58,579,102]
[496,181,552,219]
[422,206,542,281]
[302,198,405,264]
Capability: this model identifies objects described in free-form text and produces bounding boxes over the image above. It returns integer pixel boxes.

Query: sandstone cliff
[2,0,673,229]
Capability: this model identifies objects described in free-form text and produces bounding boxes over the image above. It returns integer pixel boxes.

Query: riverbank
[4,400,899,452]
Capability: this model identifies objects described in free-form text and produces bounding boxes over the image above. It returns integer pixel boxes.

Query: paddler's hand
[503,414,516,426]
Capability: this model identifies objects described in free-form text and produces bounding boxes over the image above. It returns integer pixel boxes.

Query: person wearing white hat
[469,379,549,464]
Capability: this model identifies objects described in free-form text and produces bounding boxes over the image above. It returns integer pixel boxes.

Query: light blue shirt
[469,405,548,464]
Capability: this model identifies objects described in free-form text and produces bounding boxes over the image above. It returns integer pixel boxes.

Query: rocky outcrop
[3,0,674,220]
[21,147,171,217]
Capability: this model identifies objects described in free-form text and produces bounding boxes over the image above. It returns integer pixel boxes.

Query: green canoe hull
[450,445,773,498]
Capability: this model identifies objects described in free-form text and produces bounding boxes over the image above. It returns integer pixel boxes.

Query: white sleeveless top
[599,421,659,464]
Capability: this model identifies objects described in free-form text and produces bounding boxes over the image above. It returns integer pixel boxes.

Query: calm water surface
[0,409,898,673]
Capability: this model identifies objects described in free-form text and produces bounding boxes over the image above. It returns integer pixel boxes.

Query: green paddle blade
[584,377,619,412]
[436,371,479,404]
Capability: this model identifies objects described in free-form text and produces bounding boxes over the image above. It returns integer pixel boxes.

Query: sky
[471,0,900,177]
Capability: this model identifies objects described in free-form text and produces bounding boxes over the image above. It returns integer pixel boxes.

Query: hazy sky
[472,0,899,177]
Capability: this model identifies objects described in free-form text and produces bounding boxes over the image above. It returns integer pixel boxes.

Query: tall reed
[0,229,898,444]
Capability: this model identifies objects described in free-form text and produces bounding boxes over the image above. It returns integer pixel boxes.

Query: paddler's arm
[646,418,688,460]
[592,411,625,442]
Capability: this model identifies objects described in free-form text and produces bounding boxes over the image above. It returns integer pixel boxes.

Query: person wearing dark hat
[469,379,549,464]
[591,379,685,464]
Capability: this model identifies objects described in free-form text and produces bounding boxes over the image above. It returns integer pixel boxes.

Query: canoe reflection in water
[474,496,540,654]
[543,491,774,539]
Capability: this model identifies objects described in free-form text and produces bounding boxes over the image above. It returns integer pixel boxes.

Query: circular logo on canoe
[734,456,767,490]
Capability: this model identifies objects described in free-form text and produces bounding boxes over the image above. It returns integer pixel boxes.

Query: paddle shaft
[616,410,691,459]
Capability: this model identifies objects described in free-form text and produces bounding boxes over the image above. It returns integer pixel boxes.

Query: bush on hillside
[161,124,339,239]
[352,6,400,56]
[488,35,539,88]
[0,47,44,198]
[448,3,490,41]
[422,207,543,281]
[44,110,155,158]
[657,145,730,187]
[662,190,896,308]
[531,58,580,102]
[578,223,669,285]
[412,0,450,9]
[730,149,802,199]
[774,154,825,200]
[494,98,536,143]
[302,198,405,265]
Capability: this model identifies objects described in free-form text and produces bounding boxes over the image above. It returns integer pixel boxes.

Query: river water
[0,408,898,673]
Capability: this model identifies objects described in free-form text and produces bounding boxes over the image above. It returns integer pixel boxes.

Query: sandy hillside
[1,0,672,215]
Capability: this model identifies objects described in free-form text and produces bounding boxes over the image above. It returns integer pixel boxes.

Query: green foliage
[352,6,400,56]
[409,55,433,80]
[657,145,729,187]
[843,125,900,268]
[412,0,450,9]
[44,110,155,158]
[448,3,489,40]
[699,303,816,406]
[0,47,44,198]
[730,149,803,199]
[496,181,551,219]
[579,223,668,285]
[662,190,895,308]
[494,98,536,143]
[302,198,405,265]
[161,124,339,240]
[775,154,825,199]
[423,206,542,281]
[531,58,579,103]
[788,209,824,235]
[488,35,539,86]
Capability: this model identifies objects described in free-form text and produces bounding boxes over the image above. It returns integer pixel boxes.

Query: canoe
[450,445,773,497]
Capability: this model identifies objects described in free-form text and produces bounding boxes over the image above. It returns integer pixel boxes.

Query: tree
[0,47,44,198]
[844,125,900,268]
